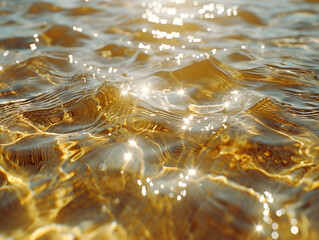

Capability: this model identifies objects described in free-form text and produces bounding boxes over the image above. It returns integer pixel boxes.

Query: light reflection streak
[124,152,132,161]
[72,26,83,32]
[271,231,279,239]
[272,222,278,230]
[129,140,137,147]
[141,186,147,196]
[136,166,199,202]
[99,163,107,171]
[68,55,74,63]
[30,43,37,51]
[121,90,128,96]
[152,30,180,39]
[276,208,286,217]
[3,50,9,57]
[177,89,185,96]
[173,17,183,26]
[256,225,262,232]
[159,44,174,51]
[291,226,299,235]
[188,168,196,176]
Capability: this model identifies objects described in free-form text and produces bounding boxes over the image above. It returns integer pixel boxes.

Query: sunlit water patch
[1,0,319,239]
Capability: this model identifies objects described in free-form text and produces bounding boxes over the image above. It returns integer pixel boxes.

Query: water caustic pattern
[0,0,319,239]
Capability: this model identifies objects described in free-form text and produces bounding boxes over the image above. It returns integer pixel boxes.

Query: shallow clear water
[1,0,319,239]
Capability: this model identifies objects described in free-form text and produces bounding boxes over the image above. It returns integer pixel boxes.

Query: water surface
[1,0,319,239]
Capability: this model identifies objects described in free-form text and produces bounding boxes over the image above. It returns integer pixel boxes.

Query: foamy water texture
[1,0,319,239]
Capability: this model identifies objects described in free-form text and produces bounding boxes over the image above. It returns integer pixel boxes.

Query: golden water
[1,0,319,239]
